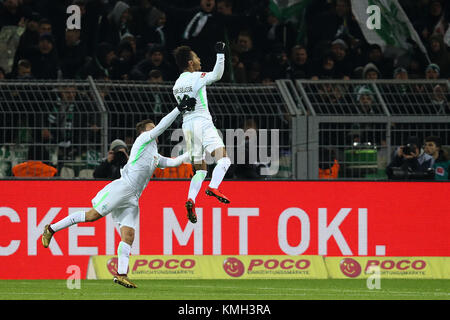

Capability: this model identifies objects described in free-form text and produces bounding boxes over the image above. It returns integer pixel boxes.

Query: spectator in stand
[431,84,450,114]
[428,33,450,78]
[152,0,226,70]
[286,45,312,79]
[130,44,176,81]
[93,139,129,180]
[233,30,262,76]
[386,136,435,180]
[330,38,353,79]
[148,69,163,83]
[424,136,450,180]
[394,67,409,80]
[114,39,137,80]
[22,32,60,79]
[15,59,33,79]
[60,28,88,79]
[0,0,31,30]
[366,44,394,78]
[77,42,119,80]
[260,10,297,55]
[308,0,365,59]
[425,63,440,79]
[311,53,338,80]
[264,45,290,80]
[13,12,41,66]
[98,1,135,47]
[416,0,447,43]
[362,62,381,80]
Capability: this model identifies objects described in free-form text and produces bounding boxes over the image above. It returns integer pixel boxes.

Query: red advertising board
[0,180,449,279]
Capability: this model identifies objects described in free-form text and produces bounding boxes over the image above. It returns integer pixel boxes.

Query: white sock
[50,211,85,232]
[117,241,131,275]
[209,157,231,189]
[188,170,207,202]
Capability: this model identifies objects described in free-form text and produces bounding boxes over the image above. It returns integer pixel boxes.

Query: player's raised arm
[143,96,196,141]
[193,42,225,92]
[158,152,190,169]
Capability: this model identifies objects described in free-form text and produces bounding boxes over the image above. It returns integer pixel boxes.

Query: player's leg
[184,120,207,223]
[203,123,231,203]
[112,206,138,288]
[41,208,102,248]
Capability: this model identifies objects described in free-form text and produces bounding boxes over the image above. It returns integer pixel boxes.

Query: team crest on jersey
[200,72,206,78]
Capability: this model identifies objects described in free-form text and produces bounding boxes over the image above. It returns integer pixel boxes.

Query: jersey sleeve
[157,152,190,168]
[140,107,180,142]
[192,53,225,93]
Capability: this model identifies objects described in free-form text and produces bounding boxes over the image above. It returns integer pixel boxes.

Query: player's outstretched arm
[193,42,225,92]
[146,96,196,140]
[158,152,190,169]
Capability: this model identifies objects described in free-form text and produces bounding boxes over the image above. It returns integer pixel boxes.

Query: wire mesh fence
[0,78,449,180]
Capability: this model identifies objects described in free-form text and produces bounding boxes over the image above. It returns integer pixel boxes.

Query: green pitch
[0,279,449,300]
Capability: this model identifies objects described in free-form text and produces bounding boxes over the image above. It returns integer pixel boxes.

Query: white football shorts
[91,178,139,229]
[182,118,225,163]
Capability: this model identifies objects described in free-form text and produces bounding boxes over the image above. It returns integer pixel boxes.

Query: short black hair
[136,119,155,135]
[425,136,442,148]
[173,45,193,71]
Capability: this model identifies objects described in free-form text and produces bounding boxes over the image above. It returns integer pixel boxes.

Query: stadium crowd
[0,0,449,82]
[0,0,449,180]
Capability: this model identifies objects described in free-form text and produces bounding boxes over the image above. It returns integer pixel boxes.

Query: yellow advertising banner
[88,255,328,279]
[325,257,450,279]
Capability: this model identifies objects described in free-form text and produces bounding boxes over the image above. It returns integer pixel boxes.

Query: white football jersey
[172,53,225,122]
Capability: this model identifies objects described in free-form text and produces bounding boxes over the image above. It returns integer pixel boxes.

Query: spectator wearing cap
[93,139,129,180]
[98,1,135,47]
[330,38,353,79]
[356,86,380,114]
[393,67,409,80]
[130,44,176,81]
[362,62,381,80]
[311,53,338,80]
[416,0,446,42]
[366,44,394,78]
[425,63,440,79]
[429,33,450,78]
[22,33,60,79]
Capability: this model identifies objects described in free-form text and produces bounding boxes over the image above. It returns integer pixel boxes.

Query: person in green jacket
[424,136,450,180]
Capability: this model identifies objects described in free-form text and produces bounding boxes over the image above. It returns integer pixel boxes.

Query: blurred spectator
[233,30,262,77]
[356,86,378,114]
[148,69,163,83]
[93,139,129,180]
[0,16,25,76]
[13,12,41,68]
[393,67,409,80]
[431,84,450,114]
[416,0,447,42]
[77,42,118,80]
[286,45,312,79]
[38,18,52,35]
[15,59,33,79]
[264,45,289,80]
[366,44,394,78]
[311,53,338,79]
[362,62,381,80]
[23,32,60,79]
[424,136,450,180]
[60,28,88,79]
[330,38,353,79]
[425,63,440,79]
[428,33,450,78]
[130,44,176,80]
[114,38,137,80]
[152,0,225,70]
[98,1,134,47]
[0,0,31,30]
[260,10,296,54]
[386,136,435,180]
[308,0,364,57]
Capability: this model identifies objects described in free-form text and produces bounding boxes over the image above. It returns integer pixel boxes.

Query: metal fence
[0,78,294,179]
[0,78,449,180]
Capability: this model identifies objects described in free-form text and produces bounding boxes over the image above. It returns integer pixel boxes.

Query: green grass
[0,279,449,300]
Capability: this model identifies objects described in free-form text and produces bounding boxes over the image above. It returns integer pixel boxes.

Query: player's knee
[85,209,102,222]
[121,227,135,245]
